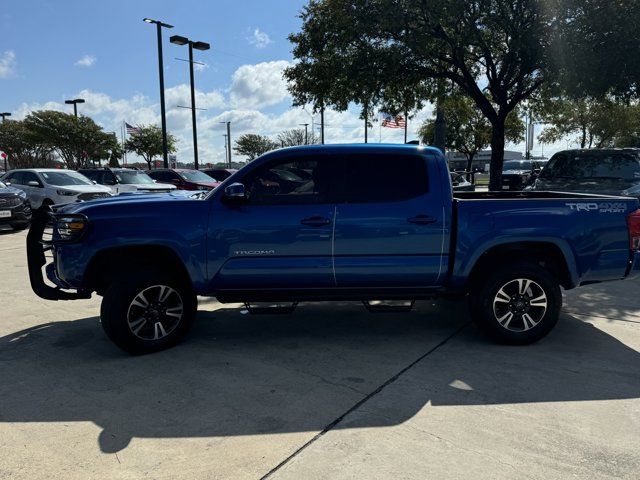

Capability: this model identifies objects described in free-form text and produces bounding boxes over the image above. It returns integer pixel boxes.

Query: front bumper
[26,207,91,300]
[0,200,32,226]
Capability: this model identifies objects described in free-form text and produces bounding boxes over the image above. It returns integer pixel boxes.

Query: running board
[362,300,415,313]
[243,302,299,315]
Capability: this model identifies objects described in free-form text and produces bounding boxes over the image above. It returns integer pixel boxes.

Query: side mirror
[28,180,42,187]
[224,182,246,200]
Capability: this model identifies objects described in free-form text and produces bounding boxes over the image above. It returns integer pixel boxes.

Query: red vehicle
[147,169,220,191]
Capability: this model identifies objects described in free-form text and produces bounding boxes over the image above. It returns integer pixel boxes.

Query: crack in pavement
[259,321,471,480]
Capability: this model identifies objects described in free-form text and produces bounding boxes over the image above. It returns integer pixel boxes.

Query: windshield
[540,152,640,181]
[503,160,533,171]
[114,170,155,185]
[179,170,215,183]
[40,171,93,186]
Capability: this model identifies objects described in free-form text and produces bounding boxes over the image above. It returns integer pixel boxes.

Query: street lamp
[170,34,210,170]
[299,123,309,145]
[0,112,10,172]
[219,121,231,166]
[143,17,174,168]
[64,98,85,117]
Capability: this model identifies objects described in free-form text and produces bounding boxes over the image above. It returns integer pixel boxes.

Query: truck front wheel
[469,262,562,345]
[100,270,197,354]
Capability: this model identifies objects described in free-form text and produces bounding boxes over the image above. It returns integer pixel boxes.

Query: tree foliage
[233,134,277,161]
[286,0,554,190]
[549,0,640,100]
[124,125,176,170]
[535,94,640,149]
[419,95,525,172]
[277,128,319,147]
[0,111,122,170]
[0,119,55,169]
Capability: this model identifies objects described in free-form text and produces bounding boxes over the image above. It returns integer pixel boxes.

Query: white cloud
[230,60,291,109]
[74,55,96,68]
[194,62,209,72]
[0,50,16,78]
[248,28,273,49]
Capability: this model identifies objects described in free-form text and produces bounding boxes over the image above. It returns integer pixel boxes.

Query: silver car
[0,169,112,209]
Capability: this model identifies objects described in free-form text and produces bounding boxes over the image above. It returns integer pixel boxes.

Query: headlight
[57,189,76,196]
[55,215,88,241]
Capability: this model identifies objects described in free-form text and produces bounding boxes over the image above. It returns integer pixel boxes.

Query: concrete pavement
[0,228,639,479]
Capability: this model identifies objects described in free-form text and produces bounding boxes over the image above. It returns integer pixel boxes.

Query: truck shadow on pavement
[1,300,639,453]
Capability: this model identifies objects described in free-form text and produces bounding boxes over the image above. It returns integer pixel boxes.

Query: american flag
[381,113,406,129]
[125,122,140,135]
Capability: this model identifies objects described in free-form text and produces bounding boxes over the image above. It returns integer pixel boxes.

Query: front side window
[242,158,330,205]
[342,154,428,203]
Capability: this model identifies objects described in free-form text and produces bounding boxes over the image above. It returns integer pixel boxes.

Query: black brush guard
[26,207,90,300]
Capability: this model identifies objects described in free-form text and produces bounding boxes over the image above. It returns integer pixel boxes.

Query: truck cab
[27,145,640,354]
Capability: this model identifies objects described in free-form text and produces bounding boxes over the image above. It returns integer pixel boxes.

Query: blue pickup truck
[27,145,640,354]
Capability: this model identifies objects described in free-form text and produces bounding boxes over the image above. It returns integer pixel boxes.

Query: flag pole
[404,110,408,143]
[121,121,127,165]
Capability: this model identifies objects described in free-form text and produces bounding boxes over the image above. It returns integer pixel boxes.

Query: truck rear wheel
[100,270,197,354]
[469,262,562,345]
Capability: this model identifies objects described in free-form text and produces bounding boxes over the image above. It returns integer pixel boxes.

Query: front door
[333,153,446,288]
[208,156,336,291]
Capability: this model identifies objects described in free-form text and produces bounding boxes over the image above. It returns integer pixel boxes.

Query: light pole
[143,18,173,168]
[170,35,210,170]
[223,134,228,165]
[64,98,85,117]
[220,121,231,166]
[0,112,10,172]
[299,123,309,145]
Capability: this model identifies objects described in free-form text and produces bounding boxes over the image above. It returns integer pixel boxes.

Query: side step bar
[243,302,299,315]
[362,300,415,313]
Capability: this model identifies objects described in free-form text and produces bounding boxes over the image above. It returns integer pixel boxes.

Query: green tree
[550,0,640,101]
[23,110,116,169]
[419,96,525,174]
[125,125,176,170]
[286,0,552,190]
[233,134,277,160]
[536,96,638,149]
[0,119,55,169]
[277,128,319,147]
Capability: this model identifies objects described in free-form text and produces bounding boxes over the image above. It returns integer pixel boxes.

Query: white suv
[1,169,112,209]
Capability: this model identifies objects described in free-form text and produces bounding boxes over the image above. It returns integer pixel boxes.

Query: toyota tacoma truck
[27,145,640,354]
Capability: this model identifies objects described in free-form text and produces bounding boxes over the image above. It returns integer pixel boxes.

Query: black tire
[100,269,197,354]
[469,261,562,345]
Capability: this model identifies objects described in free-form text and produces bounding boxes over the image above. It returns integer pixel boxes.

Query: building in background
[446,150,523,172]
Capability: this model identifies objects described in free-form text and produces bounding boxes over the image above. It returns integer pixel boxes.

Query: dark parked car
[202,168,237,182]
[78,168,177,195]
[529,149,640,197]
[501,160,548,191]
[147,169,220,191]
[0,179,32,230]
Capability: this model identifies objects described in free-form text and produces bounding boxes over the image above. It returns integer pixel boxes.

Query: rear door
[333,153,446,287]
[208,155,337,290]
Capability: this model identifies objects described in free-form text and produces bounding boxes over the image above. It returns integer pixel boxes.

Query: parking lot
[1,227,639,479]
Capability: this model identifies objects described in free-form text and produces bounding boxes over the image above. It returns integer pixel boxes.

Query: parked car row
[0,166,230,230]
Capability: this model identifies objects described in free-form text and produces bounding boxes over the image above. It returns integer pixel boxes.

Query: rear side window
[542,152,640,180]
[342,154,428,203]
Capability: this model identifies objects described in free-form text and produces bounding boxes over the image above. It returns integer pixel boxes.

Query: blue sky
[0,0,555,163]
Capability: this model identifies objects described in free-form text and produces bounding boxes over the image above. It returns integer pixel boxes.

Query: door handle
[301,216,332,227]
[408,214,437,225]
